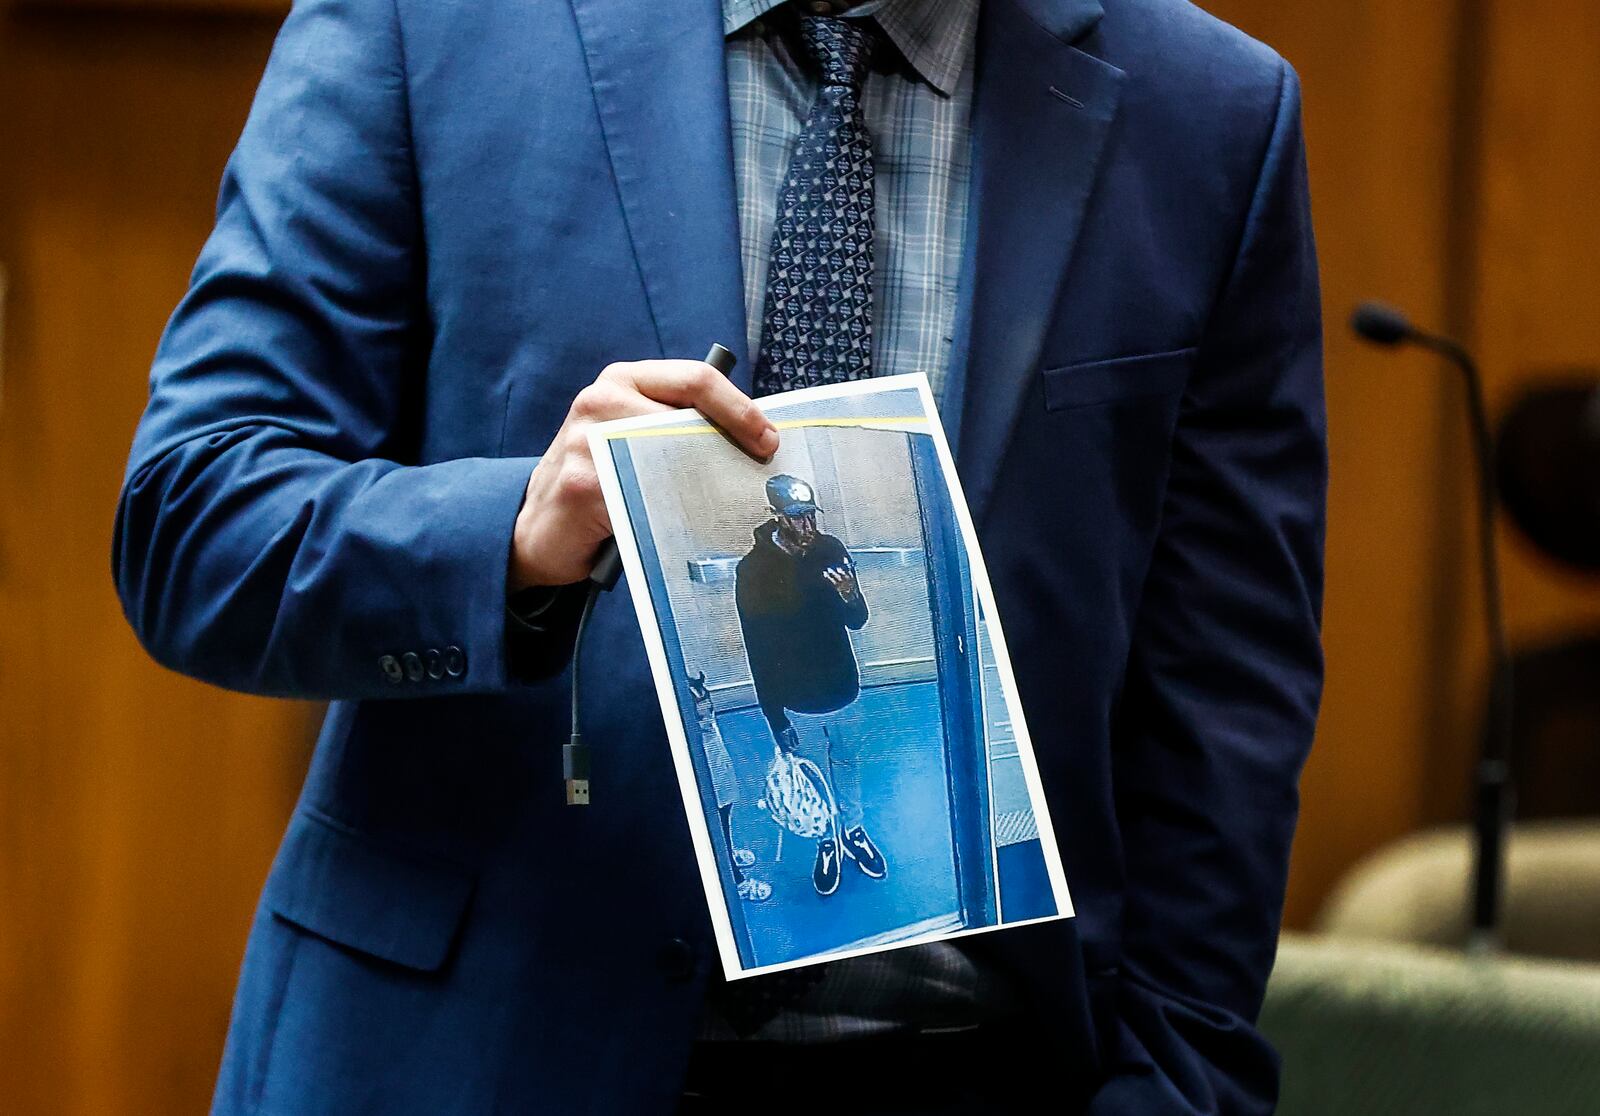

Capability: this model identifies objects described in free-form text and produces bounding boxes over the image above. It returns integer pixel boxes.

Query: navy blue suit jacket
[113,0,1325,1111]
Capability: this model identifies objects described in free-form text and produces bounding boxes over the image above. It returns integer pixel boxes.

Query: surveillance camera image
[590,374,1071,979]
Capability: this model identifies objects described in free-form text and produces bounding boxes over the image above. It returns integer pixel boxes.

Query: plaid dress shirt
[725,0,974,402]
[699,0,1022,1044]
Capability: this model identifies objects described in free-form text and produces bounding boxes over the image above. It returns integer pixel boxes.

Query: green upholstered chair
[1315,821,1600,963]
[1262,933,1600,1115]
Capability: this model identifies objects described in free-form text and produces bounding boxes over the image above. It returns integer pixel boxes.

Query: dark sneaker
[840,825,887,879]
[813,838,841,897]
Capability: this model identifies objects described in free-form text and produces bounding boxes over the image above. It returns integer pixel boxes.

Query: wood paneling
[1,3,1597,1113]
[1210,0,1600,923]
[1478,0,1600,623]
[0,14,312,1116]
[1427,0,1600,811]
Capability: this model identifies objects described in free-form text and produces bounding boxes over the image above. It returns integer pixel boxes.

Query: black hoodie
[734,519,869,729]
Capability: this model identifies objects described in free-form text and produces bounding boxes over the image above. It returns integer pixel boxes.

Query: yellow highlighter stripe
[603,416,931,440]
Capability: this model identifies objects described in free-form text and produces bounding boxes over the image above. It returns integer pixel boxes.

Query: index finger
[606,359,777,460]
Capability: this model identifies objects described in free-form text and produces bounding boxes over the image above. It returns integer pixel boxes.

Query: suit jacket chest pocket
[1041,347,1197,411]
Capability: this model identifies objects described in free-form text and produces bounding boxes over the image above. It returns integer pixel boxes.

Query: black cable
[563,580,602,806]
[564,343,737,806]
[564,540,622,806]
[569,584,601,740]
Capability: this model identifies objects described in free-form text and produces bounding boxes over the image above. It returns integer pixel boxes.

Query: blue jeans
[786,710,864,833]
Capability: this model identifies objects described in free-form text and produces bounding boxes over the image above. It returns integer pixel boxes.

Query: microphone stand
[1352,304,1515,953]
[1415,333,1515,954]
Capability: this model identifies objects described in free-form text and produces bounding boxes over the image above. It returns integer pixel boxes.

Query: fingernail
[759,427,779,455]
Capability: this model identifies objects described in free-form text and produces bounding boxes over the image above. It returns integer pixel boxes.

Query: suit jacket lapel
[949,0,1124,527]
[568,0,1121,450]
[568,0,753,390]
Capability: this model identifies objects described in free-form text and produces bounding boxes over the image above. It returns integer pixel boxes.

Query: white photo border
[588,372,1073,980]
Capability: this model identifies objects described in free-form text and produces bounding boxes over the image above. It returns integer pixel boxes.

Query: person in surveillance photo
[590,375,1072,977]
[736,472,883,899]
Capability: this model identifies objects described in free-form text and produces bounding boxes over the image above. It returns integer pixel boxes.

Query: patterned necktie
[705,14,879,1039]
[752,13,879,396]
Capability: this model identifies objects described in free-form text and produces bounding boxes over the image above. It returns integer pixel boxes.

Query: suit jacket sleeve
[112,0,549,699]
[1087,60,1326,1116]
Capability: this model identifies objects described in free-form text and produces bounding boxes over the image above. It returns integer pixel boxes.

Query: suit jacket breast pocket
[1041,347,1198,411]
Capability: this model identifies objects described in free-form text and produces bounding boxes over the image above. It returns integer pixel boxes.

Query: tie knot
[798,14,877,91]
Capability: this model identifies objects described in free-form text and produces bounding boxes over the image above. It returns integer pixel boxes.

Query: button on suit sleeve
[110,0,537,700]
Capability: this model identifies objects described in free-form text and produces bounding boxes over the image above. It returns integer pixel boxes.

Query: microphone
[1350,300,1514,954]
[1350,300,1414,346]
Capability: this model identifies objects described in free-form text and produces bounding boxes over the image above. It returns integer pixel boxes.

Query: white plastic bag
[760,746,836,840]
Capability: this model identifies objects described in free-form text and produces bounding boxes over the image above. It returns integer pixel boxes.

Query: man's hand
[776,725,801,755]
[822,564,859,602]
[510,360,778,590]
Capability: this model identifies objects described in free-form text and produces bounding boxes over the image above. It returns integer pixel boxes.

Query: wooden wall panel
[1425,0,1600,806]
[0,14,312,1116]
[1479,0,1600,620]
[1,3,1596,1114]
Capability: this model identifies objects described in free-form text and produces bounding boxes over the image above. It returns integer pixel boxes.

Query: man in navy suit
[114,0,1325,1111]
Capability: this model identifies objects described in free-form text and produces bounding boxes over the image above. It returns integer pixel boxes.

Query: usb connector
[564,735,591,806]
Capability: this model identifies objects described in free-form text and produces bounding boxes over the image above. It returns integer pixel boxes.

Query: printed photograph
[590,374,1072,978]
